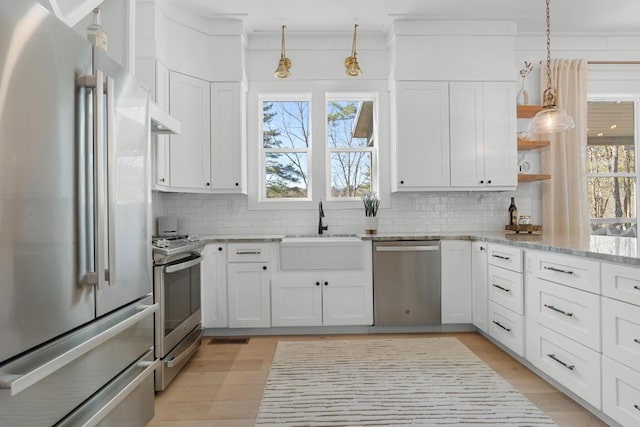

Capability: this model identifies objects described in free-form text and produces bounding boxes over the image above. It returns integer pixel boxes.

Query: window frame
[258,93,313,203]
[586,96,640,234]
[325,92,379,202]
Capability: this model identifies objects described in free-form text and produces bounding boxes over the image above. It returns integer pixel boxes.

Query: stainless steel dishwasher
[373,240,441,325]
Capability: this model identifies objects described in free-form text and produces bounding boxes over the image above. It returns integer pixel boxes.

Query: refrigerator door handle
[94,68,109,289]
[0,303,158,397]
[105,74,116,287]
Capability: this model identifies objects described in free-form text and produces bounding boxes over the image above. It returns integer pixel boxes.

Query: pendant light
[344,24,362,77]
[274,25,291,78]
[528,0,575,134]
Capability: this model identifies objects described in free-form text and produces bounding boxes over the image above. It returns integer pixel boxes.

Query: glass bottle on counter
[87,8,108,50]
[508,197,518,226]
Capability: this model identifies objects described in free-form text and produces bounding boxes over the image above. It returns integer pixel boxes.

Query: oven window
[163,263,201,336]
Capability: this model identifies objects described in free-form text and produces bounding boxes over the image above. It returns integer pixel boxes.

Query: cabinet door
[210,82,245,192]
[471,242,488,332]
[154,61,170,187]
[482,82,516,186]
[169,72,211,190]
[394,82,450,189]
[271,274,322,327]
[441,240,472,323]
[201,244,228,328]
[450,82,484,187]
[322,272,373,326]
[227,263,270,328]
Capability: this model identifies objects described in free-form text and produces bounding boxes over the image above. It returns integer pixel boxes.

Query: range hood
[150,101,181,135]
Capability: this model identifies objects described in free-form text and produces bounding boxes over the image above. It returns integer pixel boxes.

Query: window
[326,96,376,199]
[587,99,638,236]
[260,95,311,200]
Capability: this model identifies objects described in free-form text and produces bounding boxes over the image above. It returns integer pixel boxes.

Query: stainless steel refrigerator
[0,2,158,426]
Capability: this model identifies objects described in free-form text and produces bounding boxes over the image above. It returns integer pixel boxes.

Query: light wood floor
[148,332,607,427]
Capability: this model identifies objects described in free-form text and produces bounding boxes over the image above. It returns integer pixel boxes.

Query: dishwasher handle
[375,246,439,252]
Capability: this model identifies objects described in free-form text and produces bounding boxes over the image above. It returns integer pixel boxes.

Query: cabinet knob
[400,180,405,184]
[218,247,223,251]
[487,180,492,184]
[262,266,267,270]
[324,281,328,286]
[160,178,165,183]
[480,246,485,251]
[235,182,239,186]
[480,180,484,184]
[205,182,210,186]
[316,281,320,286]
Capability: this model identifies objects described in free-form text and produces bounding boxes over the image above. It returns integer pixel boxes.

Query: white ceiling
[172,0,640,34]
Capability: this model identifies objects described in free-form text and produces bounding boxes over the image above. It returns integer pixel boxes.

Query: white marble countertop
[198,232,640,265]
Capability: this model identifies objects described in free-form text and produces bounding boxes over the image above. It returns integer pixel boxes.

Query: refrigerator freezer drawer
[57,349,158,427]
[0,297,156,427]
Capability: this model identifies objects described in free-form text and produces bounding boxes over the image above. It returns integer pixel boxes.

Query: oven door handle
[165,329,203,368]
[164,255,203,274]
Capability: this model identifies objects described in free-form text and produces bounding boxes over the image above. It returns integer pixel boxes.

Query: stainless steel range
[152,235,206,391]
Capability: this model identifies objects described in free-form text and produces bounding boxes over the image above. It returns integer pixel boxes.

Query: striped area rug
[255,337,557,426]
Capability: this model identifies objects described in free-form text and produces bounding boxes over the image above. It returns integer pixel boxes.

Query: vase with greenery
[517,60,533,105]
[362,192,380,234]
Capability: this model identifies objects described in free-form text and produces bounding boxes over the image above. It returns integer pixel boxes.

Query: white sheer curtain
[539,59,589,239]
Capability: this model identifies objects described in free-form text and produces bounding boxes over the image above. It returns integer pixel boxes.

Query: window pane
[588,176,636,221]
[263,101,310,149]
[327,100,372,148]
[330,152,371,198]
[265,153,308,198]
[587,101,635,173]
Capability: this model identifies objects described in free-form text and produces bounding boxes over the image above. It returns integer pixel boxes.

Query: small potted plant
[362,191,380,234]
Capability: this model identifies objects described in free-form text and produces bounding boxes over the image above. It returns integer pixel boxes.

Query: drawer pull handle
[236,250,261,255]
[492,284,511,293]
[634,338,640,345]
[544,304,574,317]
[634,286,640,291]
[543,266,574,275]
[547,353,575,371]
[492,320,511,332]
[492,254,511,260]
[635,404,640,412]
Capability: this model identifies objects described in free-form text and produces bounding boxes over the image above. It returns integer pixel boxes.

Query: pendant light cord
[351,24,358,57]
[545,0,552,90]
[281,25,286,59]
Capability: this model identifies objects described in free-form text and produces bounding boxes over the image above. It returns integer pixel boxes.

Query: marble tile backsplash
[152,191,531,236]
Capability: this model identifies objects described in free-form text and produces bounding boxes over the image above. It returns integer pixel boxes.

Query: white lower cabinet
[441,240,472,323]
[271,272,372,327]
[526,320,601,409]
[602,297,640,373]
[602,262,640,307]
[227,263,271,328]
[488,264,524,315]
[471,242,488,332]
[488,300,524,356]
[602,355,640,427]
[201,244,228,328]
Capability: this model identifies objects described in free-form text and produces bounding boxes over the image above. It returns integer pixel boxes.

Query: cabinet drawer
[602,262,640,307]
[526,276,601,351]
[602,356,640,427]
[488,264,523,314]
[526,321,601,409]
[487,244,522,272]
[488,301,524,357]
[602,297,640,372]
[227,242,271,262]
[526,250,600,294]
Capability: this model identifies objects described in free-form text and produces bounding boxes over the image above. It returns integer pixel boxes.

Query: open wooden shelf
[517,105,543,118]
[518,173,551,182]
[518,138,550,150]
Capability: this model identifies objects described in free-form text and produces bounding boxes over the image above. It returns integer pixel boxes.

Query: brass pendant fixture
[344,24,362,77]
[274,25,291,78]
[528,0,574,134]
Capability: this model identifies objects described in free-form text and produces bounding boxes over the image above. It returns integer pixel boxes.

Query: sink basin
[280,234,363,270]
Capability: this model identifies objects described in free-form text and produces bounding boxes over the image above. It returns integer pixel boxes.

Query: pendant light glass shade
[274,25,291,78]
[528,0,574,135]
[344,24,362,77]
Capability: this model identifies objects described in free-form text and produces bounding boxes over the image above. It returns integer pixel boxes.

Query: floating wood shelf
[517,105,543,118]
[518,173,551,182]
[505,224,542,234]
[518,138,550,150]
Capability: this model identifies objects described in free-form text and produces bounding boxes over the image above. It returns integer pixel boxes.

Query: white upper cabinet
[210,82,246,192]
[393,81,450,189]
[169,71,211,190]
[449,82,517,188]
